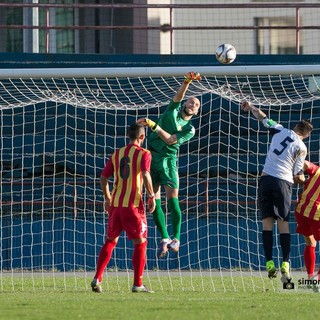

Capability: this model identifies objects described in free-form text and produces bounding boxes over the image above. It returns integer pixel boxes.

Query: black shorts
[258,175,293,221]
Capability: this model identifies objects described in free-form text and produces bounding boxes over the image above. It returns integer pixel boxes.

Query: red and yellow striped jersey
[101,143,151,209]
[295,161,320,220]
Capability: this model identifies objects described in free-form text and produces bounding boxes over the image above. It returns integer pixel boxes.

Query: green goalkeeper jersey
[147,100,195,157]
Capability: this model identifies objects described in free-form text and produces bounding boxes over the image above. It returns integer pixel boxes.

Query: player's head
[294,119,313,139]
[182,96,201,117]
[128,122,146,144]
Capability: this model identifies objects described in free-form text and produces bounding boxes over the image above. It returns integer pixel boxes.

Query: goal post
[0,62,319,292]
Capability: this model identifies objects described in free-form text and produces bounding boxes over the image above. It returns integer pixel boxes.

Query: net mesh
[2,73,320,109]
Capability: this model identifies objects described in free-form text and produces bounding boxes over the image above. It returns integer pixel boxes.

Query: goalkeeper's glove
[145,118,158,131]
[184,71,201,84]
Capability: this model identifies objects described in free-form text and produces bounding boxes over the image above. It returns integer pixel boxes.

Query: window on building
[0,1,75,53]
[0,1,136,54]
[1,5,23,52]
[256,17,301,54]
[39,1,75,54]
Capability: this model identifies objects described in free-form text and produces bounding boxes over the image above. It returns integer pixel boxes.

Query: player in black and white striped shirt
[241,101,313,284]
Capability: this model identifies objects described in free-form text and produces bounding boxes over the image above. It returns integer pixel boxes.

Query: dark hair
[128,122,145,140]
[294,119,313,136]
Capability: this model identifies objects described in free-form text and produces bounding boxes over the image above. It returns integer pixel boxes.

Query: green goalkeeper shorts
[150,151,179,189]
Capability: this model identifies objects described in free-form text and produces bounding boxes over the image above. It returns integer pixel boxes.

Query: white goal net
[0,65,319,292]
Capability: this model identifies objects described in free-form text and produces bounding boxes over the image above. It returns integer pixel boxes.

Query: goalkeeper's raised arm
[173,71,201,102]
[138,71,201,145]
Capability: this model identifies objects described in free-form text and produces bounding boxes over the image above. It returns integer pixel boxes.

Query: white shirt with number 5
[262,119,307,184]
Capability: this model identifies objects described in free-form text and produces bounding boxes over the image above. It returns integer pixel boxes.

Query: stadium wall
[0,216,307,271]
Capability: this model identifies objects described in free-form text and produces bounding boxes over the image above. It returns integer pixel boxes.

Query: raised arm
[241,101,267,121]
[173,71,201,102]
[137,71,201,145]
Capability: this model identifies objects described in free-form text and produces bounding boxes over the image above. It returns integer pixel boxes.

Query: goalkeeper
[138,71,201,258]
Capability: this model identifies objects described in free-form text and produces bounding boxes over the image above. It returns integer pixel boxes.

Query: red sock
[304,245,316,278]
[132,241,147,287]
[94,239,117,282]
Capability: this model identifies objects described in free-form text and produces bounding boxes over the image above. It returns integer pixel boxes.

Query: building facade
[0,0,320,54]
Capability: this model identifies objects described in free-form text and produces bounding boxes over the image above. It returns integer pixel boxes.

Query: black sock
[262,230,273,261]
[280,233,291,262]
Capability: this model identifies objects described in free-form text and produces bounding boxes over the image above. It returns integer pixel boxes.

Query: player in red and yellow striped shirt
[295,160,320,281]
[91,122,156,293]
[102,137,150,211]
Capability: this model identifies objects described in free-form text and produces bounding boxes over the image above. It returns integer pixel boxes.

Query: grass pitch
[0,275,317,320]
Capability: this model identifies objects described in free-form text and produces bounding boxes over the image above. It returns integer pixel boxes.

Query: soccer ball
[215,44,237,64]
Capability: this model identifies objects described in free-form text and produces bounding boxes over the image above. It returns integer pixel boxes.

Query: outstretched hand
[241,101,252,112]
[137,118,158,131]
[184,71,201,84]
[137,118,148,126]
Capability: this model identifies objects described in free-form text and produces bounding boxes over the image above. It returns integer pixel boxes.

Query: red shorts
[107,206,147,240]
[295,212,320,241]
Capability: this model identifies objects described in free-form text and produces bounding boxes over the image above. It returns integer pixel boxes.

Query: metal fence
[1,2,320,54]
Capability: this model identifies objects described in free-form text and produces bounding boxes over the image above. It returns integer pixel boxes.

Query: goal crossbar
[1,64,320,78]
